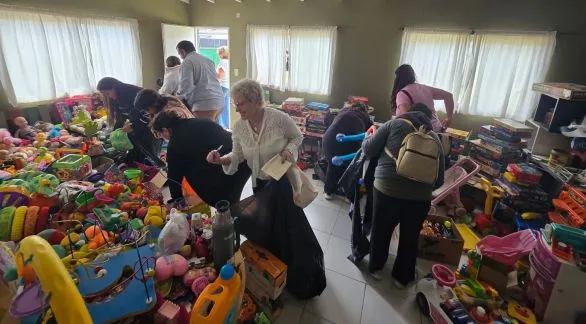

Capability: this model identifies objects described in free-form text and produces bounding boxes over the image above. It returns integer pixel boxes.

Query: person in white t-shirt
[216,46,230,128]
[159,56,181,95]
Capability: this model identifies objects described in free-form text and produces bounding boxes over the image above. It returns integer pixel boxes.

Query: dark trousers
[369,188,430,285]
[324,161,346,195]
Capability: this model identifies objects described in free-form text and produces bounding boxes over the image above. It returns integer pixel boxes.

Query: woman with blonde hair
[207,78,302,192]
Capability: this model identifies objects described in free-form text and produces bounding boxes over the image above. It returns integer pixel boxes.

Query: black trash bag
[231,177,326,299]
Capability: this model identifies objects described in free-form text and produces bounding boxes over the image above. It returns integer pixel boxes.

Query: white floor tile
[361,285,421,324]
[324,235,369,283]
[306,269,366,324]
[275,303,304,324]
[331,211,352,240]
[300,311,335,324]
[305,203,339,233]
[313,229,331,251]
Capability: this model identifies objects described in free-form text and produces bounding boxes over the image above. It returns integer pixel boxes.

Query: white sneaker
[324,193,333,200]
[369,271,384,281]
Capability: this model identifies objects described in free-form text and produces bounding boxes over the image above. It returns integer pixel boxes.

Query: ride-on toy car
[415,264,474,324]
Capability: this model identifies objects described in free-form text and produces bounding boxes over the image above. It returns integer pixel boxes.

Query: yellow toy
[14,235,92,324]
[33,132,47,148]
[34,147,55,164]
[191,264,242,324]
[145,206,166,227]
[508,301,536,324]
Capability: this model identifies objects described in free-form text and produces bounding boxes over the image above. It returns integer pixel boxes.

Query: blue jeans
[218,87,230,129]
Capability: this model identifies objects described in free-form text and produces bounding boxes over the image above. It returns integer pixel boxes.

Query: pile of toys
[420,219,455,240]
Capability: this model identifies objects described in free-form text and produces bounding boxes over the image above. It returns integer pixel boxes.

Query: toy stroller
[430,157,480,217]
[338,148,377,264]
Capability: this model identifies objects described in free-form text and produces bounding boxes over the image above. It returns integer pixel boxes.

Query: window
[400,28,556,121]
[246,25,337,95]
[0,6,142,105]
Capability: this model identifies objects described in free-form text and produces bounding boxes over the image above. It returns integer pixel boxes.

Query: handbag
[287,166,318,208]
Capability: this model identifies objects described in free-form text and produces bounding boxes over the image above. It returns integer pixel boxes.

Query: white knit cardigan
[223,107,303,187]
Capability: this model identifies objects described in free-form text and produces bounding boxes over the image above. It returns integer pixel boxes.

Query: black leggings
[324,160,346,195]
[369,188,430,285]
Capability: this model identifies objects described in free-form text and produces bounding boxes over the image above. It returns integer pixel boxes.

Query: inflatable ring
[11,206,27,241]
[24,206,40,237]
[0,206,16,241]
[36,207,50,233]
[0,179,32,193]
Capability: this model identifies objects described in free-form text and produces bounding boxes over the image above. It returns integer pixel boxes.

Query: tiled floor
[238,173,440,324]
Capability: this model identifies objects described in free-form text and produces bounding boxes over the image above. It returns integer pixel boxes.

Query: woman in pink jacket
[390,64,455,132]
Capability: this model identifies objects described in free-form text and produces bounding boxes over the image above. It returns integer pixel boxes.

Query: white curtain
[400,28,556,120]
[0,6,141,105]
[289,26,337,95]
[246,25,288,90]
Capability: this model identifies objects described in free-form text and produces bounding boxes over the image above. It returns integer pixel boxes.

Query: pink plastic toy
[191,276,210,296]
[431,157,480,217]
[432,264,456,287]
[476,229,537,266]
[155,254,189,280]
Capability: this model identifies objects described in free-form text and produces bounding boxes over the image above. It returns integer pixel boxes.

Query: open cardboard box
[418,214,465,266]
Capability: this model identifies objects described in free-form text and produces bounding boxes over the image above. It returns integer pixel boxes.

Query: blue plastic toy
[332,132,367,166]
[336,132,366,143]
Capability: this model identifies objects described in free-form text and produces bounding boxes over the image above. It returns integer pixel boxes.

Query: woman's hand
[207,150,222,165]
[122,121,133,133]
[280,148,294,164]
[366,125,378,137]
[441,117,452,130]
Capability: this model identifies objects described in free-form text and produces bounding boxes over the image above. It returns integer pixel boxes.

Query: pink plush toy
[0,128,21,148]
[155,254,189,280]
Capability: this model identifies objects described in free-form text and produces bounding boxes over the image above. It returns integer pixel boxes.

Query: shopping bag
[287,166,318,209]
[231,177,326,299]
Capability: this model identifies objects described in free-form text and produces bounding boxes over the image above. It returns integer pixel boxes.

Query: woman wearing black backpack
[362,103,445,288]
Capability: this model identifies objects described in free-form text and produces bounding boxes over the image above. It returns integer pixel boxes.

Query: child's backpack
[384,119,441,184]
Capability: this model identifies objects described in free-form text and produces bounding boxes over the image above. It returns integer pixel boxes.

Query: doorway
[161,25,231,128]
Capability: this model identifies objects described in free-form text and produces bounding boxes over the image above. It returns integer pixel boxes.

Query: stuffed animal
[34,121,54,132]
[13,117,38,141]
[0,128,21,150]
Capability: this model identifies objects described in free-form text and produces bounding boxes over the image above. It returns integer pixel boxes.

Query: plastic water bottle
[212,200,234,271]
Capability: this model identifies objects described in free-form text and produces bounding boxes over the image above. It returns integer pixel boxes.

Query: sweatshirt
[362,111,445,201]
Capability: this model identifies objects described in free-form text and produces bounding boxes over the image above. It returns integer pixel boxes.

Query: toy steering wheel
[432,264,456,287]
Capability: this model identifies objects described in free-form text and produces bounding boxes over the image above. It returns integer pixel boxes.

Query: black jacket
[167,119,251,206]
[322,108,372,159]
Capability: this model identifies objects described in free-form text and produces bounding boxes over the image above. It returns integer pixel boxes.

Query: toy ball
[183,269,199,286]
[180,245,191,258]
[60,233,80,248]
[37,229,66,245]
[155,254,189,281]
[52,245,66,258]
[191,276,210,296]
[136,207,148,219]
[155,256,174,280]
[145,216,164,227]
[444,221,452,229]
[129,218,144,230]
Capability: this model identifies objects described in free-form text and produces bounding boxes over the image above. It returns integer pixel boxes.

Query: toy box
[506,163,542,185]
[418,215,464,266]
[240,240,287,300]
[52,154,92,181]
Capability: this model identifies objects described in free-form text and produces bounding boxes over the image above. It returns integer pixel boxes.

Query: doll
[13,117,37,141]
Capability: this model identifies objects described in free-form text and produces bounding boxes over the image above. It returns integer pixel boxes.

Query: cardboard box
[477,255,512,295]
[240,240,287,300]
[418,215,464,266]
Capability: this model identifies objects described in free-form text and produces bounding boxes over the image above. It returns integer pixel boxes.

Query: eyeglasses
[233,100,248,108]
